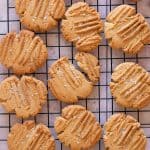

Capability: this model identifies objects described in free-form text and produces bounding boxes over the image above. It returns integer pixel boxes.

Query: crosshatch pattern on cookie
[15,0,66,32]
[54,105,102,150]
[61,2,103,52]
[110,62,150,109]
[104,113,147,150]
[105,5,150,55]
[0,30,48,74]
[0,76,47,118]
[8,121,55,150]
[48,57,93,103]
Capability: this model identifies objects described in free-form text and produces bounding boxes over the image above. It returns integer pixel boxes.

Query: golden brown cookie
[15,0,65,32]
[75,52,100,83]
[8,121,55,150]
[0,30,48,74]
[61,2,103,52]
[110,62,150,109]
[104,113,147,150]
[48,57,93,103]
[104,5,150,55]
[54,105,102,150]
[0,76,47,118]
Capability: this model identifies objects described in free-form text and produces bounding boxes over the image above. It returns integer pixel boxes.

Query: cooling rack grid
[0,0,150,149]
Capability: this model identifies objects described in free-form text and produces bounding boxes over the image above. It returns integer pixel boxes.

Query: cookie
[0,76,47,118]
[61,2,103,52]
[104,5,150,54]
[104,113,147,150]
[48,57,93,103]
[8,121,55,150]
[75,52,100,83]
[110,62,150,109]
[0,30,48,74]
[15,0,65,32]
[54,105,102,150]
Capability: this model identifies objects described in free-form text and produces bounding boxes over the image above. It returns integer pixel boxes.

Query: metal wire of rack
[0,0,150,149]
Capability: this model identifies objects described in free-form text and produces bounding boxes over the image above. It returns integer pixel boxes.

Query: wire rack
[0,0,150,149]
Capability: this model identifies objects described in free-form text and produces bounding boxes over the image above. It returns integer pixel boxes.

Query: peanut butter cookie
[61,2,103,52]
[105,5,150,54]
[104,113,147,150]
[75,52,100,83]
[0,30,48,74]
[54,105,102,150]
[48,57,93,103]
[110,62,150,109]
[0,76,47,118]
[8,121,55,150]
[15,0,65,32]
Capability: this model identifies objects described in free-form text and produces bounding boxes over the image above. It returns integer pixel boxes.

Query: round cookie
[54,105,102,150]
[48,57,93,103]
[61,2,103,52]
[104,113,147,150]
[8,121,55,150]
[110,62,150,109]
[0,30,48,74]
[75,52,100,83]
[0,76,47,118]
[15,0,65,32]
[104,5,150,54]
